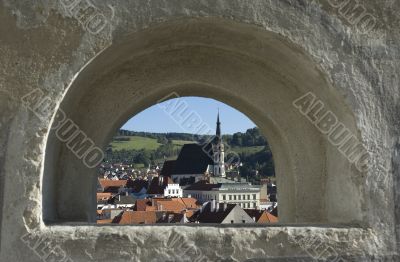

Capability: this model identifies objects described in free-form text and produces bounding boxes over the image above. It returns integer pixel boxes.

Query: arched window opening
[96,97,277,225]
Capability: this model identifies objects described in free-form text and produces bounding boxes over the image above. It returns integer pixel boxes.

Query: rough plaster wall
[0,0,399,261]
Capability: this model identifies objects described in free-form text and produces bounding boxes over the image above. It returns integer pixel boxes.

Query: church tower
[213,111,226,177]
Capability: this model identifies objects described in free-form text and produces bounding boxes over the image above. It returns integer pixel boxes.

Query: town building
[184,180,261,209]
[147,176,183,198]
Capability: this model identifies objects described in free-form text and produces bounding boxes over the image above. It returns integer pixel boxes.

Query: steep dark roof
[160,160,176,177]
[184,180,221,191]
[171,143,214,175]
[191,202,236,223]
[147,176,173,195]
[126,179,148,193]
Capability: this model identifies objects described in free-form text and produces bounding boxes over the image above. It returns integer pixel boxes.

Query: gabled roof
[96,192,113,201]
[117,195,137,204]
[174,198,200,209]
[160,160,176,177]
[191,202,236,223]
[98,179,127,190]
[133,197,200,213]
[147,176,174,195]
[244,209,278,223]
[133,199,155,211]
[171,143,214,175]
[126,179,148,193]
[157,212,185,223]
[112,211,158,224]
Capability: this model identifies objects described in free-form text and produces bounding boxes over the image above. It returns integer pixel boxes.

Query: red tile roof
[244,209,278,223]
[97,192,113,201]
[112,211,158,224]
[97,219,113,224]
[134,197,200,213]
[98,179,127,190]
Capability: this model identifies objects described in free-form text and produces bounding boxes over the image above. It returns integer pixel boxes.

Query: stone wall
[0,0,399,261]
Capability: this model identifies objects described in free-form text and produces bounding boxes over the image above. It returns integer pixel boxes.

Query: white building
[164,183,183,197]
[184,182,261,209]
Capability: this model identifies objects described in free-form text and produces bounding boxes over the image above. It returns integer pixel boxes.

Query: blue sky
[121,97,256,135]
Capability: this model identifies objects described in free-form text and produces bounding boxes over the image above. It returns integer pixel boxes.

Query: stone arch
[43,18,365,225]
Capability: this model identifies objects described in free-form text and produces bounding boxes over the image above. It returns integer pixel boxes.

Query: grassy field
[110,136,160,151]
[110,136,195,151]
[110,135,264,155]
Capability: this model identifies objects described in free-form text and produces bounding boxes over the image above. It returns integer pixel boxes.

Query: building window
[238,195,241,200]
[229,195,232,200]
[253,194,256,200]
[253,202,256,208]
[247,195,250,200]
[234,195,237,200]
[243,194,246,200]
[222,195,226,201]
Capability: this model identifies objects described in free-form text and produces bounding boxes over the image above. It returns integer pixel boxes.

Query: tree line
[107,127,275,177]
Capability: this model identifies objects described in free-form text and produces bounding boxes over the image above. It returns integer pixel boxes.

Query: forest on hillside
[105,127,275,178]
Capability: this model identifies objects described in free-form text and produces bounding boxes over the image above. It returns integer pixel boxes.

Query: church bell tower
[213,111,226,177]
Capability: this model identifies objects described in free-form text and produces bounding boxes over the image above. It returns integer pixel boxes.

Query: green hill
[105,128,275,178]
[110,136,195,151]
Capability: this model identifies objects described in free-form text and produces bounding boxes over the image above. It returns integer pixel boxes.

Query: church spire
[213,109,225,178]
[216,109,221,138]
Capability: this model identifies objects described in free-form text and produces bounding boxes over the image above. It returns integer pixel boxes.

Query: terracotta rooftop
[112,211,158,224]
[98,179,127,190]
[134,197,200,213]
[97,219,113,224]
[97,192,113,201]
[244,209,278,223]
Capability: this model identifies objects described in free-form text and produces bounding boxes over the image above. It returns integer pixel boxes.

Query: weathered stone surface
[0,0,399,261]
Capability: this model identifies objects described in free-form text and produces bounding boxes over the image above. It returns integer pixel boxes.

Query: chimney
[159,204,163,211]
[188,194,191,198]
[215,203,219,212]
[182,212,187,223]
[211,199,216,212]
[200,202,207,213]
[253,216,256,222]
[224,202,228,211]
[168,214,173,223]
[118,194,121,202]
